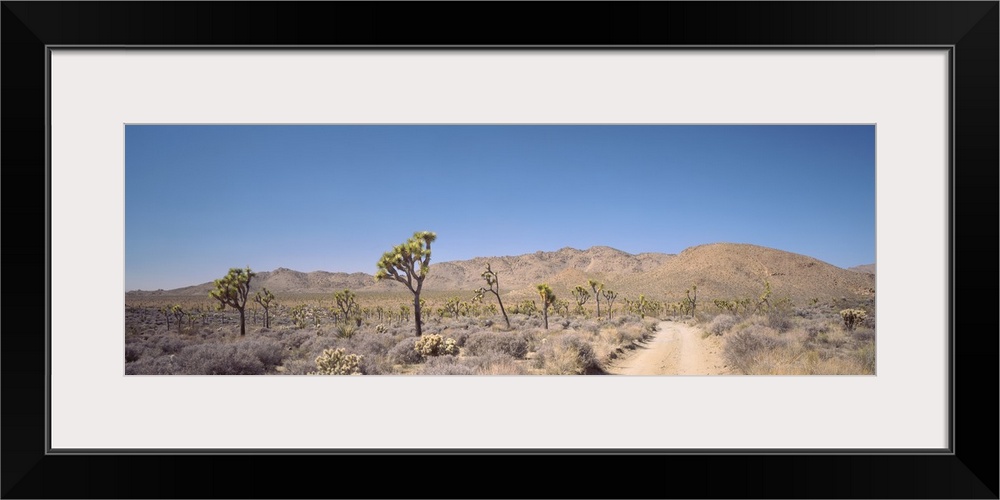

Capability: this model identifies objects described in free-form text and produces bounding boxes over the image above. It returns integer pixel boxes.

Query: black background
[3,2,997,498]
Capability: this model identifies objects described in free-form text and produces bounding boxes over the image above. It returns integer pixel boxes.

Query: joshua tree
[685,285,698,318]
[602,289,618,320]
[333,289,359,322]
[170,304,186,333]
[754,280,772,315]
[536,283,556,330]
[254,287,275,328]
[588,279,604,319]
[375,231,436,336]
[571,285,591,315]
[475,263,510,328]
[209,266,255,336]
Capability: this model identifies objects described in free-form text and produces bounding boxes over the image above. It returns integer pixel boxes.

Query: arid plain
[125,242,876,375]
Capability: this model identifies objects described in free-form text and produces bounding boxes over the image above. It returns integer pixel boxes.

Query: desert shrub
[124,344,143,363]
[278,357,315,375]
[358,354,394,375]
[388,337,424,365]
[125,356,178,375]
[580,321,601,335]
[353,332,396,357]
[179,343,266,375]
[766,311,793,333]
[535,333,599,375]
[280,330,312,350]
[839,308,867,331]
[419,356,476,375]
[414,334,459,357]
[707,314,739,336]
[861,310,876,330]
[335,322,358,339]
[855,341,876,374]
[803,320,830,339]
[311,348,362,375]
[723,326,787,375]
[155,335,189,355]
[237,338,285,370]
[445,328,472,347]
[852,327,876,344]
[464,331,530,359]
[463,352,527,375]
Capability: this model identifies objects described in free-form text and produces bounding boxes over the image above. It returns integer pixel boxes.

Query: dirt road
[608,320,728,375]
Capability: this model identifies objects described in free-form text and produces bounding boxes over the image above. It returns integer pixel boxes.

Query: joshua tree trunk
[413,296,423,336]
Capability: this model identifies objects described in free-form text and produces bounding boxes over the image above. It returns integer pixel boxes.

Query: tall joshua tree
[475,263,510,328]
[209,266,255,336]
[588,279,604,320]
[375,231,436,336]
[536,283,556,330]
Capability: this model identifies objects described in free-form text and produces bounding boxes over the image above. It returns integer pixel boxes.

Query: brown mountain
[127,243,874,305]
[612,243,875,303]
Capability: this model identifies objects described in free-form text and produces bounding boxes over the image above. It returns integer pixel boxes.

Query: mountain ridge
[126,243,874,303]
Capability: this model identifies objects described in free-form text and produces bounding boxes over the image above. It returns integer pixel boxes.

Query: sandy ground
[608,320,728,375]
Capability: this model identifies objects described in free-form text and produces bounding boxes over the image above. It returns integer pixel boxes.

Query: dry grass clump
[534,333,600,375]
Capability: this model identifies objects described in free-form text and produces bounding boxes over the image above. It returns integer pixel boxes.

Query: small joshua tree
[571,286,591,316]
[685,285,698,318]
[588,279,604,319]
[536,283,557,330]
[209,266,255,336]
[375,231,436,336]
[254,287,275,329]
[602,289,618,320]
[475,263,510,328]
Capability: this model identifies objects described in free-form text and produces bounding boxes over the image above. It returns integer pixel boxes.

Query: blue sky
[125,125,875,291]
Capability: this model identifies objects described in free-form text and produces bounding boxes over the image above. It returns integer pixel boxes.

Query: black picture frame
[3,2,996,498]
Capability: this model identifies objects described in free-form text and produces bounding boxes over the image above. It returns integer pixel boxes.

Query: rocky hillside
[127,243,874,305]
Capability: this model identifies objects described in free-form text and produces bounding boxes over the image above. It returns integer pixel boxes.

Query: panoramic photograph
[124,124,876,375]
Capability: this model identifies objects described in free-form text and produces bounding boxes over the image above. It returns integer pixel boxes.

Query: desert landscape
[124,241,876,376]
[124,124,875,376]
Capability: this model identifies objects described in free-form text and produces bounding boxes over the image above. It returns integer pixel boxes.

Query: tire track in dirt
[608,320,728,375]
